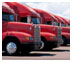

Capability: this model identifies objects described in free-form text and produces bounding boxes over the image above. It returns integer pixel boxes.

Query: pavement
[2,45,70,60]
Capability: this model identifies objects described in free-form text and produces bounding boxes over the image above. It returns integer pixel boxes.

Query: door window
[31,17,40,24]
[2,12,14,21]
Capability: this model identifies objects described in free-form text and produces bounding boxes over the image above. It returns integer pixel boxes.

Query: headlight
[26,37,33,40]
[29,37,33,40]
[54,36,56,39]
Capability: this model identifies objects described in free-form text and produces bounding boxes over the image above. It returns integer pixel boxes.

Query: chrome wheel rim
[6,42,17,55]
[40,41,44,49]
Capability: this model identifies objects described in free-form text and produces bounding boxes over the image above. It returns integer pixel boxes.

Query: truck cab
[2,3,41,55]
[53,15,70,45]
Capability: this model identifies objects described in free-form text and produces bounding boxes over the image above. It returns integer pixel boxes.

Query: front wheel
[40,41,45,50]
[62,37,67,46]
[40,39,53,51]
[40,39,48,50]
[5,41,20,56]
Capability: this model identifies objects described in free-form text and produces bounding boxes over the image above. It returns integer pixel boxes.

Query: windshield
[58,23,60,26]
[46,21,52,25]
[2,13,14,21]
[61,23,66,27]
[46,21,58,26]
[53,21,58,26]
[31,17,40,24]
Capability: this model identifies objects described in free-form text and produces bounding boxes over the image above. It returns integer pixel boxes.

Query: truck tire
[40,38,53,51]
[62,37,67,46]
[40,39,48,50]
[4,39,20,56]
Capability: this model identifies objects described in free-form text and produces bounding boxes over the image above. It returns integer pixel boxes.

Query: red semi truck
[33,8,63,44]
[2,3,41,55]
[57,16,70,45]
[62,17,70,28]
[53,15,70,45]
[60,17,70,27]
[4,2,61,50]
[34,8,70,46]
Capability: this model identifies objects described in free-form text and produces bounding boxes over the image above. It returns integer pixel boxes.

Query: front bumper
[66,38,70,44]
[21,42,34,51]
[47,41,59,48]
[21,42,41,51]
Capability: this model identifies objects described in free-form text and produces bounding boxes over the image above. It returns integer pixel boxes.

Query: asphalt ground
[2,45,70,60]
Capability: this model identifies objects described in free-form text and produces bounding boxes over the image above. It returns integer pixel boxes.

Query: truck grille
[34,24,41,50]
[57,27,63,46]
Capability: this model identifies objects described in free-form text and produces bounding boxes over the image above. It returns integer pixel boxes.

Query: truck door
[2,21,7,33]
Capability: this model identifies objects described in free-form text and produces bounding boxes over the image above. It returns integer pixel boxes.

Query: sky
[20,2,70,19]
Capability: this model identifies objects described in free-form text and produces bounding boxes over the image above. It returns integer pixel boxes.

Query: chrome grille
[34,25,41,50]
[57,27,63,46]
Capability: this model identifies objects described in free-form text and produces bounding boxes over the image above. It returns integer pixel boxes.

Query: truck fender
[40,32,57,41]
[62,32,70,39]
[2,31,33,43]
